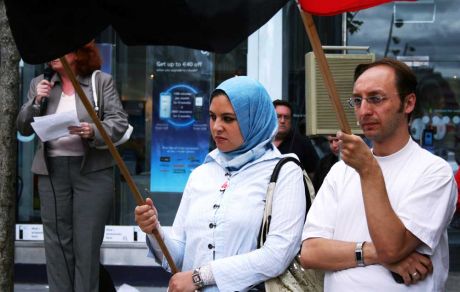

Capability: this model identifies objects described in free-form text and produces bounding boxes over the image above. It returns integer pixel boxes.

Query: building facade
[15,0,460,271]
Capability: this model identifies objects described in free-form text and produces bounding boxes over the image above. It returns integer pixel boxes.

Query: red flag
[299,0,414,16]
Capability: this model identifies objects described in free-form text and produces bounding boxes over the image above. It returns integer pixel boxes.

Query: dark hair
[273,99,293,117]
[354,58,417,104]
[74,41,102,76]
[210,89,228,102]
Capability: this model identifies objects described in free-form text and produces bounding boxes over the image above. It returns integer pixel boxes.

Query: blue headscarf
[211,76,278,171]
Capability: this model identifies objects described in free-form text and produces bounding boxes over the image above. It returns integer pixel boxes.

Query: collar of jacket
[49,71,91,87]
[204,146,282,175]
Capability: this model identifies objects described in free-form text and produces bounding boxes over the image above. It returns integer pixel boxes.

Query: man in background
[273,99,318,178]
[312,135,339,192]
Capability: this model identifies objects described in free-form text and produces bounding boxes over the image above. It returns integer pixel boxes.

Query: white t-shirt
[303,138,457,292]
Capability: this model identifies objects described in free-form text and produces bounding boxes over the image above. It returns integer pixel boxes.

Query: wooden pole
[60,57,179,274]
[299,11,352,134]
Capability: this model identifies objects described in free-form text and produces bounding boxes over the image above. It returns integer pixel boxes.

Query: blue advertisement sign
[150,47,212,192]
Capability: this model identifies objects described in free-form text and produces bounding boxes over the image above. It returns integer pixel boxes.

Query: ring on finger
[411,272,419,280]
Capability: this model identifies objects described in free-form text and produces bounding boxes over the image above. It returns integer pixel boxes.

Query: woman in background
[17,41,128,292]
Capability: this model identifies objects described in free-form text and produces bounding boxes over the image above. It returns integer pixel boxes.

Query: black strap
[270,156,301,182]
[270,157,312,212]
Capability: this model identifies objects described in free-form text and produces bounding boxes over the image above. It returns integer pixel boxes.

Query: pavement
[14,264,170,291]
[14,283,167,291]
[14,272,460,291]
[446,272,460,291]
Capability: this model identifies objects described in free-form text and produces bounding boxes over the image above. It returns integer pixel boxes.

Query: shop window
[16,39,247,227]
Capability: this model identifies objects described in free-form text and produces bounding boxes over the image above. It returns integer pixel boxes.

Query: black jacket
[277,130,319,174]
[312,152,339,192]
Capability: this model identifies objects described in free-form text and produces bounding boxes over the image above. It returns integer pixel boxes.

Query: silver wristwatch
[355,241,365,267]
[192,268,205,289]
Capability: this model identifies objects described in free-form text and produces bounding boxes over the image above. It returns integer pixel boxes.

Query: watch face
[192,273,201,283]
[192,270,204,288]
[355,242,365,266]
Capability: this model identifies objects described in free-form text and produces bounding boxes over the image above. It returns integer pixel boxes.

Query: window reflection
[17,38,247,226]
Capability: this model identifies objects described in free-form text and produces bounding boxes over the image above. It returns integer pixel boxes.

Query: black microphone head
[43,67,54,81]
[40,67,54,115]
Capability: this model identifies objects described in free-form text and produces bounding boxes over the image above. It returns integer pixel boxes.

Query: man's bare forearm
[300,238,379,270]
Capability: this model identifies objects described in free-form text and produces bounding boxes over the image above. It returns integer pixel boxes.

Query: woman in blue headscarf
[135,76,306,291]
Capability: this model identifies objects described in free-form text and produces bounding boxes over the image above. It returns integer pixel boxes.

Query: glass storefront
[16,37,248,227]
[15,7,307,228]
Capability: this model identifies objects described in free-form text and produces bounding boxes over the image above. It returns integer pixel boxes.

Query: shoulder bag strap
[259,157,303,247]
[258,156,316,247]
[91,70,102,118]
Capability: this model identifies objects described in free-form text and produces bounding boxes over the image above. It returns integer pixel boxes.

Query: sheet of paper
[31,111,80,142]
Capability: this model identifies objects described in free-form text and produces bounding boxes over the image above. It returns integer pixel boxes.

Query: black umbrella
[5,0,288,64]
[5,0,289,274]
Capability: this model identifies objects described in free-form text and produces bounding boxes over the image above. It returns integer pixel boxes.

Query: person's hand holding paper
[31,110,80,141]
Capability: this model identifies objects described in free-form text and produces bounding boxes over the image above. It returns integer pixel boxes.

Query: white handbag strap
[260,182,276,246]
[91,70,101,111]
[259,156,314,247]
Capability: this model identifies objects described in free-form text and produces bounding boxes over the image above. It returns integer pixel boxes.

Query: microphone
[40,67,54,115]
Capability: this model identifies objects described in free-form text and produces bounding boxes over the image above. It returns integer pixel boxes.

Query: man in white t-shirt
[300,58,457,291]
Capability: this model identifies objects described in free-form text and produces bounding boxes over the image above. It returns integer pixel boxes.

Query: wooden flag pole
[60,57,179,274]
[299,10,352,134]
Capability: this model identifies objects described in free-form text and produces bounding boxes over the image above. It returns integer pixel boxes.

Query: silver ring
[412,272,419,278]
[80,131,84,134]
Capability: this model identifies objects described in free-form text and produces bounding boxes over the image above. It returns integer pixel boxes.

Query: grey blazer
[17,71,129,175]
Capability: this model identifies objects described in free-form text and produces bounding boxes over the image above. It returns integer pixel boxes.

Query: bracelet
[355,241,365,267]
